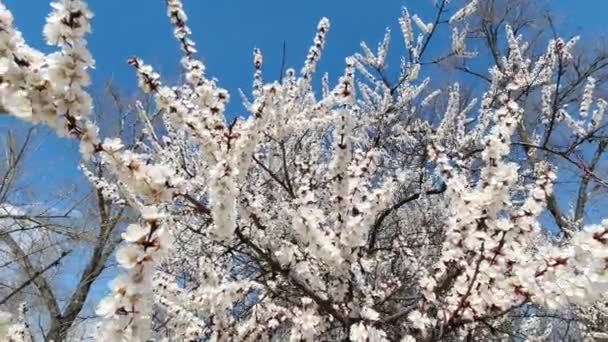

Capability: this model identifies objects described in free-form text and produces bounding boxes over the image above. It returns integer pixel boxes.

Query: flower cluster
[95,207,172,340]
[0,305,32,342]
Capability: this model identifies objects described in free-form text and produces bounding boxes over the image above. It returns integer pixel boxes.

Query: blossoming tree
[0,0,607,341]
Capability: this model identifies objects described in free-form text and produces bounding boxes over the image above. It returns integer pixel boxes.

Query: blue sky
[0,0,607,321]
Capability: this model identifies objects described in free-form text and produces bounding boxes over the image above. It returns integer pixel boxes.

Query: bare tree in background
[0,85,141,341]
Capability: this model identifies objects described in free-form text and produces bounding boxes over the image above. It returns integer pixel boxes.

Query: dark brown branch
[0,250,71,306]
[574,140,607,223]
[368,183,447,253]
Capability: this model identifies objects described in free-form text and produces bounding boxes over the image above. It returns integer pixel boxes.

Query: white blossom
[449,0,478,23]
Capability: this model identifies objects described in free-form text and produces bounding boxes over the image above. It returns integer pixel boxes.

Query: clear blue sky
[0,0,606,318]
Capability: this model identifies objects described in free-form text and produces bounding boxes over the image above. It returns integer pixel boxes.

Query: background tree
[0,86,139,341]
